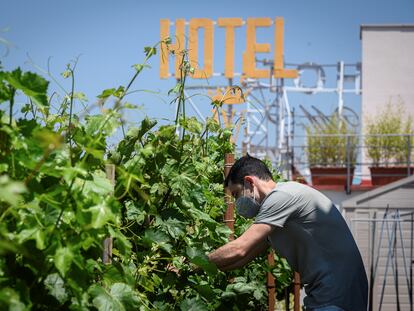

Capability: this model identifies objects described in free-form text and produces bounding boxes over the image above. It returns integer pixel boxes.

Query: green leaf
[144,46,157,58]
[113,86,125,98]
[194,283,216,301]
[89,283,141,311]
[180,297,208,311]
[143,229,172,253]
[164,217,186,239]
[0,175,26,205]
[0,240,19,255]
[168,82,182,96]
[125,201,146,224]
[32,127,63,150]
[253,288,264,301]
[85,114,120,137]
[95,85,126,100]
[108,227,132,256]
[85,202,115,229]
[5,68,49,108]
[61,68,72,79]
[186,246,217,275]
[225,281,256,295]
[0,73,11,103]
[97,88,116,100]
[83,171,114,196]
[220,291,236,300]
[44,273,68,304]
[132,63,151,73]
[0,163,8,173]
[54,247,74,277]
[136,117,157,140]
[188,208,215,224]
[0,287,27,311]
[62,165,88,184]
[16,228,46,250]
[73,92,88,102]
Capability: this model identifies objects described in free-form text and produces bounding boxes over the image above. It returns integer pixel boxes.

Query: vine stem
[8,87,15,126]
[68,67,75,166]
[51,178,76,236]
[116,42,161,138]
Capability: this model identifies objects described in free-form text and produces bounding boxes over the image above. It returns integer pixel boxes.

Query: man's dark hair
[224,154,273,187]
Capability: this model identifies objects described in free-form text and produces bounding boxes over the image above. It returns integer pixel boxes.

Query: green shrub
[306,114,358,167]
[365,101,414,167]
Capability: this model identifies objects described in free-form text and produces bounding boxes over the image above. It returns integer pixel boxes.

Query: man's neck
[256,179,277,203]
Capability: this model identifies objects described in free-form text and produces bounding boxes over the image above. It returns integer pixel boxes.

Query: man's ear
[243,176,255,189]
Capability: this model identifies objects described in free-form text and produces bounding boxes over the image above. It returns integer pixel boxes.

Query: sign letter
[274,18,298,79]
[242,18,272,79]
[189,18,214,79]
[217,18,243,79]
[160,19,185,79]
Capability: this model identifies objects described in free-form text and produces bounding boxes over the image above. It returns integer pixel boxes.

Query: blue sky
[1,0,414,132]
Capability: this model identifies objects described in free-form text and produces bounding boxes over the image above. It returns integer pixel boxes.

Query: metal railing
[239,133,414,192]
[289,133,414,191]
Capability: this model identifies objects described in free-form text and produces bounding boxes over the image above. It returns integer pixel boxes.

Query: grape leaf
[5,68,49,108]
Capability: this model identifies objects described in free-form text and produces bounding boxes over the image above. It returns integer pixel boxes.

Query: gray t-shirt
[254,181,368,311]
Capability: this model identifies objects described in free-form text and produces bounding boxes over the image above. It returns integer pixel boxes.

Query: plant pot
[369,166,414,186]
[310,167,354,186]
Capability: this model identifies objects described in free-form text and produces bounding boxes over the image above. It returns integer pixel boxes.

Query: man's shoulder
[269,181,312,199]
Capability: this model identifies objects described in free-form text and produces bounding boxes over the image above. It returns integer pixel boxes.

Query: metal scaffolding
[181,60,362,179]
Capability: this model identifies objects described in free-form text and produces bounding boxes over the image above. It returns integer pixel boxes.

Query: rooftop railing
[288,133,414,192]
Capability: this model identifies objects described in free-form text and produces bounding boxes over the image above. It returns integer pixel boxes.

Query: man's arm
[208,223,273,271]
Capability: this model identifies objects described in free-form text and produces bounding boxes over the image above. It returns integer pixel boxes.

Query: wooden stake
[103,164,115,264]
[224,153,235,240]
[267,251,276,311]
[294,272,301,311]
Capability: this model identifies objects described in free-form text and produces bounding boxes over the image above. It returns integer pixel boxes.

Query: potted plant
[365,102,414,185]
[306,114,358,186]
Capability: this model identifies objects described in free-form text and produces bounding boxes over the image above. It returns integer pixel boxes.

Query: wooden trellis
[103,163,115,265]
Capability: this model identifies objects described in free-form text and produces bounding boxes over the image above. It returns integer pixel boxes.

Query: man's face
[227,179,255,201]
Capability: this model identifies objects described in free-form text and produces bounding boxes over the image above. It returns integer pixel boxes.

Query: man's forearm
[208,240,245,270]
[208,238,269,271]
[208,224,273,271]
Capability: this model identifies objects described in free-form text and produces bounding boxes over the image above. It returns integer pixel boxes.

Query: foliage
[306,113,358,167]
[364,101,414,167]
[0,41,293,310]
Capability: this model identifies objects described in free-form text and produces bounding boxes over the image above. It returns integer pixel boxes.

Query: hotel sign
[160,18,298,80]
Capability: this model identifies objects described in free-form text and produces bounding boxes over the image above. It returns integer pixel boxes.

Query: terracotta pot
[369,166,414,186]
[310,167,354,186]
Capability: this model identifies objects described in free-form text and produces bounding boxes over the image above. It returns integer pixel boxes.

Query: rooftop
[360,24,414,39]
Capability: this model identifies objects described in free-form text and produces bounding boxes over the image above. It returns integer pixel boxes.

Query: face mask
[235,185,261,219]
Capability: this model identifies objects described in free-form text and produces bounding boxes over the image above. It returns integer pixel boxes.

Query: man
[208,155,368,311]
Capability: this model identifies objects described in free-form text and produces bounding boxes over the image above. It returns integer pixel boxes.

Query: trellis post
[267,251,276,311]
[294,272,301,311]
[224,153,235,240]
[103,163,115,264]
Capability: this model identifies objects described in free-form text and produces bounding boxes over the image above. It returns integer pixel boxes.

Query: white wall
[361,25,414,177]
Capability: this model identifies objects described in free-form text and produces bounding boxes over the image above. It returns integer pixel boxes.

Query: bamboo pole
[293,272,301,311]
[103,163,115,264]
[267,251,276,311]
[224,153,235,240]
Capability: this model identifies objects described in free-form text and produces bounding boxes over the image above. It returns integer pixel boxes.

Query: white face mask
[235,184,261,219]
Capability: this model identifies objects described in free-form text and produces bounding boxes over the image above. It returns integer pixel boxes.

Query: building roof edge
[360,24,414,39]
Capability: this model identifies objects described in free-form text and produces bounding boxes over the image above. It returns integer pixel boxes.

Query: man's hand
[208,223,273,271]
[166,262,181,275]
[166,259,203,276]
